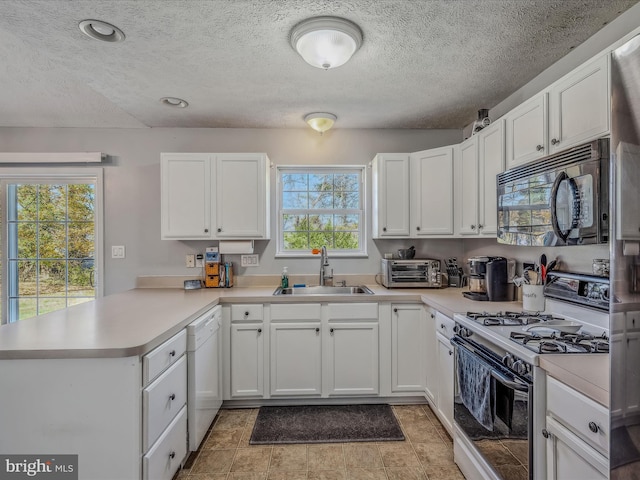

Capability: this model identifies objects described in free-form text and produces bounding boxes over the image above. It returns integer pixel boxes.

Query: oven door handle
[451,337,530,392]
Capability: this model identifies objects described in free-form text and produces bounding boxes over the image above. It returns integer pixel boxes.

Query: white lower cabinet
[391,304,426,392]
[545,376,609,479]
[270,304,322,396]
[424,309,438,403]
[230,323,265,397]
[143,406,188,480]
[325,303,379,396]
[433,311,455,435]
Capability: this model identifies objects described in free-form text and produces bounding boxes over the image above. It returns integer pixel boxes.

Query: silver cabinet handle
[315,327,320,333]
[448,350,453,356]
[217,227,222,232]
[169,451,176,459]
[383,227,387,232]
[536,145,544,151]
[416,226,421,231]
[169,393,176,401]
[471,225,476,230]
[588,422,599,433]
[478,224,483,229]
[542,429,550,439]
[244,311,250,317]
[204,228,209,233]
[330,328,334,335]
[169,350,176,357]
[551,138,560,145]
[257,328,262,334]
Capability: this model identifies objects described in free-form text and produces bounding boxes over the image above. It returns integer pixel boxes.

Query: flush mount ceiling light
[290,16,363,70]
[305,112,337,134]
[160,97,189,108]
[78,19,125,42]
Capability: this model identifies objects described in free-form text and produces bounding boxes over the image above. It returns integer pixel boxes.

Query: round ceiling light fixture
[305,112,337,134]
[160,97,189,108]
[78,19,125,42]
[290,16,362,70]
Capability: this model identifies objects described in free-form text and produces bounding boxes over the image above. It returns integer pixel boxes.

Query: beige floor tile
[392,405,428,423]
[231,447,272,472]
[308,445,346,470]
[402,420,443,444]
[344,444,383,469]
[205,427,245,449]
[228,473,267,480]
[270,445,308,471]
[215,410,252,430]
[412,442,454,466]
[192,449,236,474]
[345,468,387,480]
[187,474,228,480]
[267,471,308,480]
[239,424,257,447]
[377,443,420,467]
[307,471,347,480]
[384,466,427,480]
[422,464,465,480]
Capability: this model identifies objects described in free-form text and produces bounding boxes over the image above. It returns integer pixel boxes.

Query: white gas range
[450,272,610,480]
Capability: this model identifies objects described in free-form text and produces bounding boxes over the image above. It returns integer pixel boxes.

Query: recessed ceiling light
[78,19,125,42]
[160,97,189,108]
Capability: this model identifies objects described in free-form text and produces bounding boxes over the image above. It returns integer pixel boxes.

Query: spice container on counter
[592,258,610,277]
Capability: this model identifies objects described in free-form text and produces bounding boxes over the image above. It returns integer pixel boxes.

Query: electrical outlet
[195,253,204,268]
[241,254,259,267]
[111,245,125,259]
[186,254,195,268]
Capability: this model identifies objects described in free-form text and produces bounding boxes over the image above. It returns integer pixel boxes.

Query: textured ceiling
[0,0,638,129]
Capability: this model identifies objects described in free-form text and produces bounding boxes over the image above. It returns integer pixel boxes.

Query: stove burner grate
[509,330,609,354]
[466,311,564,326]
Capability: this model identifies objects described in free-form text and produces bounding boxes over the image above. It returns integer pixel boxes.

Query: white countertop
[0,283,609,402]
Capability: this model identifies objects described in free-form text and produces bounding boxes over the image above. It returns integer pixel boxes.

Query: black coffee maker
[463,256,515,301]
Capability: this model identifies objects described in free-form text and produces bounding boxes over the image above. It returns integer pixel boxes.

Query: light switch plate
[112,245,125,259]
[241,254,259,267]
[186,254,195,268]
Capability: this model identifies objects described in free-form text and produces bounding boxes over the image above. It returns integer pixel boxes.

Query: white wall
[0,127,462,294]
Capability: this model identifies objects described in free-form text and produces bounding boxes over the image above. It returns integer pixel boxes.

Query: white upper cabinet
[505,93,548,169]
[371,154,411,238]
[457,137,479,235]
[161,153,270,240]
[214,153,270,239]
[477,120,505,236]
[548,54,609,155]
[505,53,610,170]
[410,146,455,236]
[161,153,212,239]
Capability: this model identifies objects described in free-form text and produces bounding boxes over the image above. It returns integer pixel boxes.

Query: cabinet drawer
[143,406,187,480]
[271,303,321,321]
[435,311,455,339]
[143,329,187,385]
[231,304,264,321]
[327,303,378,320]
[547,376,609,455]
[143,355,187,451]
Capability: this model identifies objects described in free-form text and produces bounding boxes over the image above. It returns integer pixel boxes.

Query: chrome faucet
[319,246,333,286]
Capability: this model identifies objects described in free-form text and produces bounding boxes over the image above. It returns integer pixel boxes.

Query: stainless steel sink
[273,285,374,295]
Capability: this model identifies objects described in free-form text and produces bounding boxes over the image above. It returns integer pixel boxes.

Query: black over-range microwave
[496,139,609,246]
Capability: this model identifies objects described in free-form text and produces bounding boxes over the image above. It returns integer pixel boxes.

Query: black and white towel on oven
[456,345,493,430]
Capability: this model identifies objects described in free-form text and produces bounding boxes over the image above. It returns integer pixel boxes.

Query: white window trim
[275,165,367,258]
[0,167,104,324]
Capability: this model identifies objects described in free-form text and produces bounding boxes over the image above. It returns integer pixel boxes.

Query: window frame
[0,167,104,324]
[276,165,367,258]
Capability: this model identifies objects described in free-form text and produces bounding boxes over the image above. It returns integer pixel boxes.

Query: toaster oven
[381,259,442,288]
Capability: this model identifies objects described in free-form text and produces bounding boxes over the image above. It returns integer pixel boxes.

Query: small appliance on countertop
[381,258,441,288]
[463,256,515,301]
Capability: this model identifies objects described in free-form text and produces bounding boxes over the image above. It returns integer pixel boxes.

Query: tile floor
[176,404,465,480]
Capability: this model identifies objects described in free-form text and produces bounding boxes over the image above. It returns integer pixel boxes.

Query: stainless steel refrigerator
[610,34,640,478]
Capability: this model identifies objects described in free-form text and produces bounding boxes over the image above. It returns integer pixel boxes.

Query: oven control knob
[453,325,472,338]
[502,353,515,369]
[512,359,529,376]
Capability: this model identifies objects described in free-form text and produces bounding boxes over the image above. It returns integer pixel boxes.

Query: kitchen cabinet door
[270,323,322,396]
[436,331,454,435]
[505,93,548,169]
[424,310,438,404]
[371,154,411,237]
[391,304,426,392]
[477,120,504,236]
[410,146,455,236]
[161,153,212,239]
[457,137,479,236]
[326,323,379,396]
[545,416,608,480]
[230,323,264,397]
[548,54,609,154]
[214,153,270,239]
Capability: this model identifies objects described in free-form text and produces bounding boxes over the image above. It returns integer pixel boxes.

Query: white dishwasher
[187,305,222,451]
